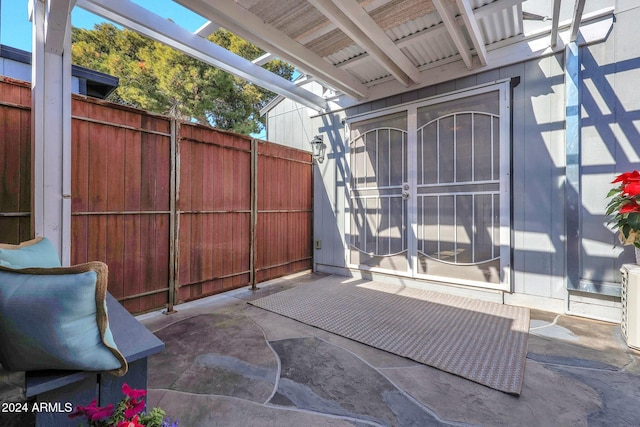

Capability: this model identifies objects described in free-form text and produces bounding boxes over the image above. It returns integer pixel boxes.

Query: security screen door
[349,111,409,272]
[348,83,510,291]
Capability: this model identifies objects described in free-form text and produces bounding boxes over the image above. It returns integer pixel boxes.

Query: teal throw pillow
[0,262,127,375]
[0,237,61,268]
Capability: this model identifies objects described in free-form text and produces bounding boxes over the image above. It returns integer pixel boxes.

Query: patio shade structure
[29,0,612,262]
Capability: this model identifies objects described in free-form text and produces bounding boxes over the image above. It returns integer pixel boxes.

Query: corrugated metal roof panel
[407,31,460,66]
[326,44,367,66]
[477,3,522,45]
[385,13,443,42]
[323,0,524,82]
[342,56,391,85]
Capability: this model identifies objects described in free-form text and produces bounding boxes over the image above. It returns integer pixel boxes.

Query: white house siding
[264,80,324,151]
[264,4,640,321]
[265,96,314,151]
[580,3,640,284]
[506,54,567,306]
[1,56,84,96]
[569,3,640,319]
[0,57,31,81]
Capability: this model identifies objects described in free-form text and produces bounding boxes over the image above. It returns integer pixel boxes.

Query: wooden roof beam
[550,0,562,47]
[194,21,218,38]
[569,0,586,42]
[44,0,75,54]
[175,0,368,99]
[78,0,328,110]
[433,0,474,69]
[456,0,487,66]
[310,0,421,86]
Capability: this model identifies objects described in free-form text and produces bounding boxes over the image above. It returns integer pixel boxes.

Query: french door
[347,83,511,291]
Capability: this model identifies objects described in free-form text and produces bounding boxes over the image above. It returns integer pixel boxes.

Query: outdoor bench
[24,293,164,427]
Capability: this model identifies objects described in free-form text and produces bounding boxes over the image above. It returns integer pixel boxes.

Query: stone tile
[148,312,278,403]
[269,337,445,427]
[140,273,640,426]
[147,389,362,427]
[381,361,602,426]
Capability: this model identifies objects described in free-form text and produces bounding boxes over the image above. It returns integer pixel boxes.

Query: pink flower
[68,399,114,421]
[117,415,145,427]
[122,383,147,399]
[90,403,115,421]
[124,397,146,419]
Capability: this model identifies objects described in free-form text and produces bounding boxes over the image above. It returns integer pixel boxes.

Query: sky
[0,0,207,52]
[0,1,270,138]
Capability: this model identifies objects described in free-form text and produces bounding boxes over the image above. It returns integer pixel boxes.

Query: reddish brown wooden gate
[256,141,313,282]
[176,123,253,302]
[0,77,313,314]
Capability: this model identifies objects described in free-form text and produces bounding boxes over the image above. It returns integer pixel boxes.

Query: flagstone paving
[140,273,640,426]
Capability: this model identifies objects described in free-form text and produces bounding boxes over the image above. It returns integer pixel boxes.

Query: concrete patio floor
[140,272,640,427]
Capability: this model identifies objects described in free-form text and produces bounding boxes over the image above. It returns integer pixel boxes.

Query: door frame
[344,80,512,292]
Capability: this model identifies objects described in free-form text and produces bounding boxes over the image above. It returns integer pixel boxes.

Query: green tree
[71,23,294,134]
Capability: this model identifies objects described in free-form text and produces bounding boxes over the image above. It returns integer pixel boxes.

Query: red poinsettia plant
[606,170,640,248]
[69,383,177,427]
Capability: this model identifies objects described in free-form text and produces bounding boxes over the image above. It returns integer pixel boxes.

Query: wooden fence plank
[1,80,311,313]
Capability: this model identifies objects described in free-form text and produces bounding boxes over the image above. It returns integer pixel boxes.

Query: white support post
[31,0,73,265]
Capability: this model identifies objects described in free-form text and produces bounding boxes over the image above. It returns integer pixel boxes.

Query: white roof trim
[456,0,487,66]
[77,0,328,111]
[362,9,614,103]
[45,0,75,54]
[433,0,474,70]
[310,0,421,86]
[175,0,369,100]
[569,0,587,42]
[194,21,219,38]
[550,0,562,47]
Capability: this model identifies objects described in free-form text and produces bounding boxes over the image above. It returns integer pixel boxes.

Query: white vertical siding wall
[311,112,348,270]
[264,4,640,319]
[570,3,640,319]
[265,80,324,151]
[504,54,567,308]
[1,57,80,93]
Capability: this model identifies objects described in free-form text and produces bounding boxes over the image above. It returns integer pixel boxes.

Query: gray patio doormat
[249,276,530,395]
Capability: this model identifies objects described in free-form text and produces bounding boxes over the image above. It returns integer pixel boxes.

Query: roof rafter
[175,0,368,99]
[194,21,219,38]
[550,0,562,47]
[473,0,523,19]
[455,0,487,66]
[338,0,522,73]
[569,0,586,42]
[45,0,75,54]
[309,0,421,86]
[432,0,474,69]
[77,0,328,110]
[252,53,274,66]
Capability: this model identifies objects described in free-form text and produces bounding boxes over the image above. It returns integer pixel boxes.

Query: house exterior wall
[264,80,323,152]
[264,4,640,321]
[0,57,81,94]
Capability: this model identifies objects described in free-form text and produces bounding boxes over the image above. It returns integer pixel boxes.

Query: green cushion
[0,238,61,269]
[0,262,127,375]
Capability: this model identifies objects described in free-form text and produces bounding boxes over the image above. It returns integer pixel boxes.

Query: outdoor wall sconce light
[310,135,326,163]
